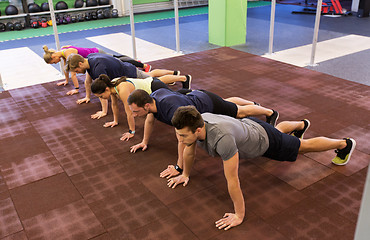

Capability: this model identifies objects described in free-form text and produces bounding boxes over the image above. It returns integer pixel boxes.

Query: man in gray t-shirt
[167,106,356,231]
[198,114,269,160]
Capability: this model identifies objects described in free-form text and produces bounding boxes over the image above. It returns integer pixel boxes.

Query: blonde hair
[43,45,56,63]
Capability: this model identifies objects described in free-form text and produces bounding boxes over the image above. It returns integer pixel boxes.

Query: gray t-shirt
[197,113,269,161]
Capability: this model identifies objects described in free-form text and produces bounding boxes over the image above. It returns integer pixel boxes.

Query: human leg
[158,75,192,89]
[224,97,254,106]
[299,137,356,165]
[147,69,179,78]
[276,120,305,134]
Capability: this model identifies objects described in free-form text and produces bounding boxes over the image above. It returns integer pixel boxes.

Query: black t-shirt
[87,53,137,80]
[151,88,213,125]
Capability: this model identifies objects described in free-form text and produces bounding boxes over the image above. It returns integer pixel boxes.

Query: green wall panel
[209,0,247,47]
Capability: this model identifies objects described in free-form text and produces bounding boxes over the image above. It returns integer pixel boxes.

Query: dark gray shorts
[250,117,301,162]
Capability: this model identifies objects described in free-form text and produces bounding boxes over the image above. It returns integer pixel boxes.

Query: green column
[209,0,248,47]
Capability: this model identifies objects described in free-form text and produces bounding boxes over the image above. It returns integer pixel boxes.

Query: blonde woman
[43,45,151,95]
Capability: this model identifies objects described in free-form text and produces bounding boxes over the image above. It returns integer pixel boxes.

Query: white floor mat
[86,32,183,62]
[0,47,63,90]
[262,34,370,67]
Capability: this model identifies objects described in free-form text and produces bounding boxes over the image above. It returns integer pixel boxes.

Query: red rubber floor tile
[1,151,63,189]
[253,154,334,190]
[22,200,105,240]
[266,198,356,240]
[10,173,81,220]
[0,198,23,238]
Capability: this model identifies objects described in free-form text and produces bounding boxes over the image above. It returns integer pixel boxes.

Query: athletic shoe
[291,119,310,139]
[144,64,152,72]
[331,138,356,165]
[182,75,192,89]
[266,110,279,127]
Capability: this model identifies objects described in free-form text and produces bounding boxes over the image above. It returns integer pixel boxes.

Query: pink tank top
[61,46,99,58]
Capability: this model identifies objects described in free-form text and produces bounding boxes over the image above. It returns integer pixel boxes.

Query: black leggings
[113,54,145,69]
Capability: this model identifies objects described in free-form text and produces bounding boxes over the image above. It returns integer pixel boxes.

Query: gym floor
[0,3,369,239]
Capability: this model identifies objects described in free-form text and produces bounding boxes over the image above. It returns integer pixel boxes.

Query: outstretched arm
[119,88,136,141]
[167,142,196,188]
[215,152,245,230]
[130,113,156,152]
[76,73,92,104]
[102,95,119,127]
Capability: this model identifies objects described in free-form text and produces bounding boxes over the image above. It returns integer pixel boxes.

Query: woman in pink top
[43,45,151,95]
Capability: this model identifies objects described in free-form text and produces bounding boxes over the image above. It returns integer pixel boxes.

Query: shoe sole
[187,75,192,89]
[332,138,356,166]
[272,111,279,127]
[300,119,311,139]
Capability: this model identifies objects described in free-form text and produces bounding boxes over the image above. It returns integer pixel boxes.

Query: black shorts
[250,117,301,162]
[200,90,238,118]
[151,77,170,92]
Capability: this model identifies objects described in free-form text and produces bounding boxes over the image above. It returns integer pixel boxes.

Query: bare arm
[118,86,136,141]
[167,142,196,188]
[215,152,245,230]
[111,95,119,124]
[76,73,92,104]
[129,113,155,152]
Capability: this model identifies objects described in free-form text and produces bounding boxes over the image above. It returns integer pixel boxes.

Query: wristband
[75,87,79,89]
[129,130,135,134]
[174,165,183,174]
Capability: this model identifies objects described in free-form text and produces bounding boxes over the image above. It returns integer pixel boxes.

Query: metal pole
[268,0,276,55]
[48,0,63,74]
[128,0,137,59]
[309,0,322,66]
[174,0,181,53]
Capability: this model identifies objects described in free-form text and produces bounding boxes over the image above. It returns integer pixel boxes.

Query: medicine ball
[71,15,78,23]
[0,23,6,32]
[41,2,49,11]
[55,1,68,10]
[28,3,42,13]
[103,9,111,18]
[47,19,53,26]
[5,5,18,15]
[91,11,97,20]
[6,22,14,31]
[74,0,83,8]
[64,15,71,23]
[111,9,118,18]
[98,0,109,5]
[86,0,98,7]
[77,13,84,22]
[97,9,104,19]
[85,12,91,21]
[14,22,23,30]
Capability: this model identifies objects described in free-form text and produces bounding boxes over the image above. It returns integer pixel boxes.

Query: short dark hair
[66,53,84,72]
[172,106,204,133]
[127,89,153,107]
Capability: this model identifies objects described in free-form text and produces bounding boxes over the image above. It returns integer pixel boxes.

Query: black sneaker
[173,70,180,76]
[291,119,310,139]
[331,138,356,165]
[182,75,192,89]
[266,110,279,127]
